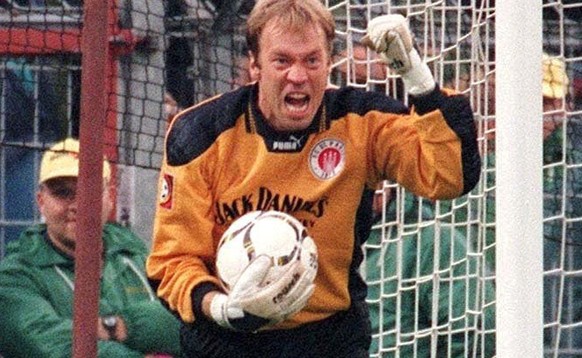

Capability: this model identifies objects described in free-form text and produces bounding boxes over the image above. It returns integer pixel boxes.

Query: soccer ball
[216,210,318,291]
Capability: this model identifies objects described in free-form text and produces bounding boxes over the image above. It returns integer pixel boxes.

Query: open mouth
[285,93,310,114]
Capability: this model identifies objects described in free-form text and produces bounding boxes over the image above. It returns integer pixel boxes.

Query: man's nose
[287,64,308,83]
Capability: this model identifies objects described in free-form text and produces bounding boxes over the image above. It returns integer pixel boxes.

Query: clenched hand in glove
[362,14,436,96]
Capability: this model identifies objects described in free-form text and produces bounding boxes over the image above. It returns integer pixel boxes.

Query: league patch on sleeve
[160,173,174,209]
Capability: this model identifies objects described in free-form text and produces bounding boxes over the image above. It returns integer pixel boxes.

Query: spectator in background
[164,91,182,123]
[165,0,195,109]
[333,44,387,84]
[539,55,582,355]
[0,138,182,358]
[572,62,582,110]
[231,54,258,88]
[332,44,406,99]
[451,52,581,355]
[365,184,496,358]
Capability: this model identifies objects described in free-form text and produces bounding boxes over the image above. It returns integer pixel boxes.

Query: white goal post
[326,0,582,357]
[495,2,542,357]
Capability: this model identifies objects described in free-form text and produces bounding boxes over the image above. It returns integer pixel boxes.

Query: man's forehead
[262,18,326,44]
[259,27,329,60]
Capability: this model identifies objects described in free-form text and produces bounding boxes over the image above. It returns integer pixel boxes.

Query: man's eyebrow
[270,47,325,58]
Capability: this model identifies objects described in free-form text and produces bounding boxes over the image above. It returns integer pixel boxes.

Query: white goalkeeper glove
[361,14,436,96]
[210,255,316,332]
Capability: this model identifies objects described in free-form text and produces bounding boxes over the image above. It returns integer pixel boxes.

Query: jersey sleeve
[372,87,480,200]
[146,148,223,323]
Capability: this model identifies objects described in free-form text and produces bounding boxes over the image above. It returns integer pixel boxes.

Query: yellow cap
[39,138,111,184]
[543,53,570,99]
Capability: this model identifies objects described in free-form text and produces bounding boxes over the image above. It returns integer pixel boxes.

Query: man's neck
[46,233,76,258]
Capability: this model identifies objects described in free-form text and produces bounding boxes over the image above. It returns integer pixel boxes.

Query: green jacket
[365,193,496,357]
[0,223,182,358]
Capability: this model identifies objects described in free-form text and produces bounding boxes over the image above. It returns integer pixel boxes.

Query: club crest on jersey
[308,139,345,180]
[160,173,174,209]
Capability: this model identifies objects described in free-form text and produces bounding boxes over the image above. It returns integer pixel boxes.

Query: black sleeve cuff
[409,84,445,115]
[191,282,222,320]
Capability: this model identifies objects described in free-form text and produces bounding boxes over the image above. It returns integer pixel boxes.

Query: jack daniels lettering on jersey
[214,186,328,228]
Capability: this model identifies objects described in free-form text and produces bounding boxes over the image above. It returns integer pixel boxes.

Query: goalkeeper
[146,0,480,357]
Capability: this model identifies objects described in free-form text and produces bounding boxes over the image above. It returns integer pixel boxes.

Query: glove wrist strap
[209,293,232,329]
[401,50,436,96]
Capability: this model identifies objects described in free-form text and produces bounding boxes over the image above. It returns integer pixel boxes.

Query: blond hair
[245,0,335,58]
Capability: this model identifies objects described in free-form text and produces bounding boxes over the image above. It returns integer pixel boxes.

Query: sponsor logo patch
[308,139,345,180]
[271,135,305,152]
[160,173,174,209]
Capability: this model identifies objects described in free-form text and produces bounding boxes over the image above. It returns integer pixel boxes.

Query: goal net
[1,0,582,357]
[327,0,582,357]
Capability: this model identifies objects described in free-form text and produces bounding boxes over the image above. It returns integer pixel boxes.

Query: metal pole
[72,0,110,357]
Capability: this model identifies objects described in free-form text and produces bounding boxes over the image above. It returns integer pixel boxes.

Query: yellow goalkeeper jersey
[146,84,480,329]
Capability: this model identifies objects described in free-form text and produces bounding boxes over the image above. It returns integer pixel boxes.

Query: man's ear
[36,189,45,212]
[102,182,115,220]
[248,53,260,81]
